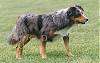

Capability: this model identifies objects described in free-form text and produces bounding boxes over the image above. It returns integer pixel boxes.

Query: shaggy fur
[7,5,88,59]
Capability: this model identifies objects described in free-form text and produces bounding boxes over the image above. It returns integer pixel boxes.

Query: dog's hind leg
[63,34,72,57]
[39,35,47,59]
[16,35,30,59]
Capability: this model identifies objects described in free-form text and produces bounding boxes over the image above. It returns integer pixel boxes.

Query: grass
[0,0,99,63]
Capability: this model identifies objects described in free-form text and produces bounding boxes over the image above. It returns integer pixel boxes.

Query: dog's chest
[55,27,70,36]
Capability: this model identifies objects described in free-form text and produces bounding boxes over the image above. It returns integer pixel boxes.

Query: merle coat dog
[8,5,88,59]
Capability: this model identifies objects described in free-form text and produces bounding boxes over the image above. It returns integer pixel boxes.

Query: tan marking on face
[79,15,85,20]
[75,7,88,23]
[75,15,86,23]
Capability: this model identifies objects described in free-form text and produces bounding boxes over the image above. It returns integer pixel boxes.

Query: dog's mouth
[78,21,85,24]
[77,19,88,24]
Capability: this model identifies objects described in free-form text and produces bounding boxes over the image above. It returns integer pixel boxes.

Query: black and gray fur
[8,5,88,44]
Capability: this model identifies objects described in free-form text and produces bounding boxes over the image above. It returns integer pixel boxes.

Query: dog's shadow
[25,50,67,58]
[47,50,67,58]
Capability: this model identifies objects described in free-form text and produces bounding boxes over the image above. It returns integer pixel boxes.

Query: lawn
[0,0,99,63]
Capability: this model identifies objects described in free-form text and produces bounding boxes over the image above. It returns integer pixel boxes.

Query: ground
[0,0,99,63]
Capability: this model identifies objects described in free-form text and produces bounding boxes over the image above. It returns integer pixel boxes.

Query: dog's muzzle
[81,18,88,24]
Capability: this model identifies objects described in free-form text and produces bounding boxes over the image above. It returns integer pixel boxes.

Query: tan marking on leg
[39,35,47,59]
[63,36,72,57]
[16,35,31,59]
[63,35,73,63]
[16,44,23,59]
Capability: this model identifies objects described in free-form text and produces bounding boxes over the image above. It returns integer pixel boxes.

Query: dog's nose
[86,19,88,21]
[85,18,88,22]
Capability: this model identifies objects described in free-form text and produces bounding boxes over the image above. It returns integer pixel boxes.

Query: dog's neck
[53,12,75,31]
[54,17,75,37]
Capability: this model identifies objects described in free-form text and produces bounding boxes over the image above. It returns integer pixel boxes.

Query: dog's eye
[76,9,80,12]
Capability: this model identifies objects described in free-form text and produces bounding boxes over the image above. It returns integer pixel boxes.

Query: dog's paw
[16,55,22,60]
[67,52,74,57]
[41,55,47,59]
[16,57,22,60]
[16,56,22,59]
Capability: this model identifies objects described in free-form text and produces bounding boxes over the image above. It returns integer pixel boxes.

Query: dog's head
[67,5,88,24]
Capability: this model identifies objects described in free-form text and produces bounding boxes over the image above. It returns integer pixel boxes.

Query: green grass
[0,0,99,63]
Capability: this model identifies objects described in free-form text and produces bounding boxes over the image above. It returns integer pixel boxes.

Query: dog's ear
[67,7,76,17]
[75,5,84,11]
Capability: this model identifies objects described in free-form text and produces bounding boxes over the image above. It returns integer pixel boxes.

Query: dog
[7,5,88,59]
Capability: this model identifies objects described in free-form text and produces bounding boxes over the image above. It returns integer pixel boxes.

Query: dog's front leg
[16,43,23,59]
[39,35,47,59]
[16,35,30,59]
[63,34,72,57]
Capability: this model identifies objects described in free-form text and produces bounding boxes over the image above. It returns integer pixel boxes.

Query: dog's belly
[55,27,70,36]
